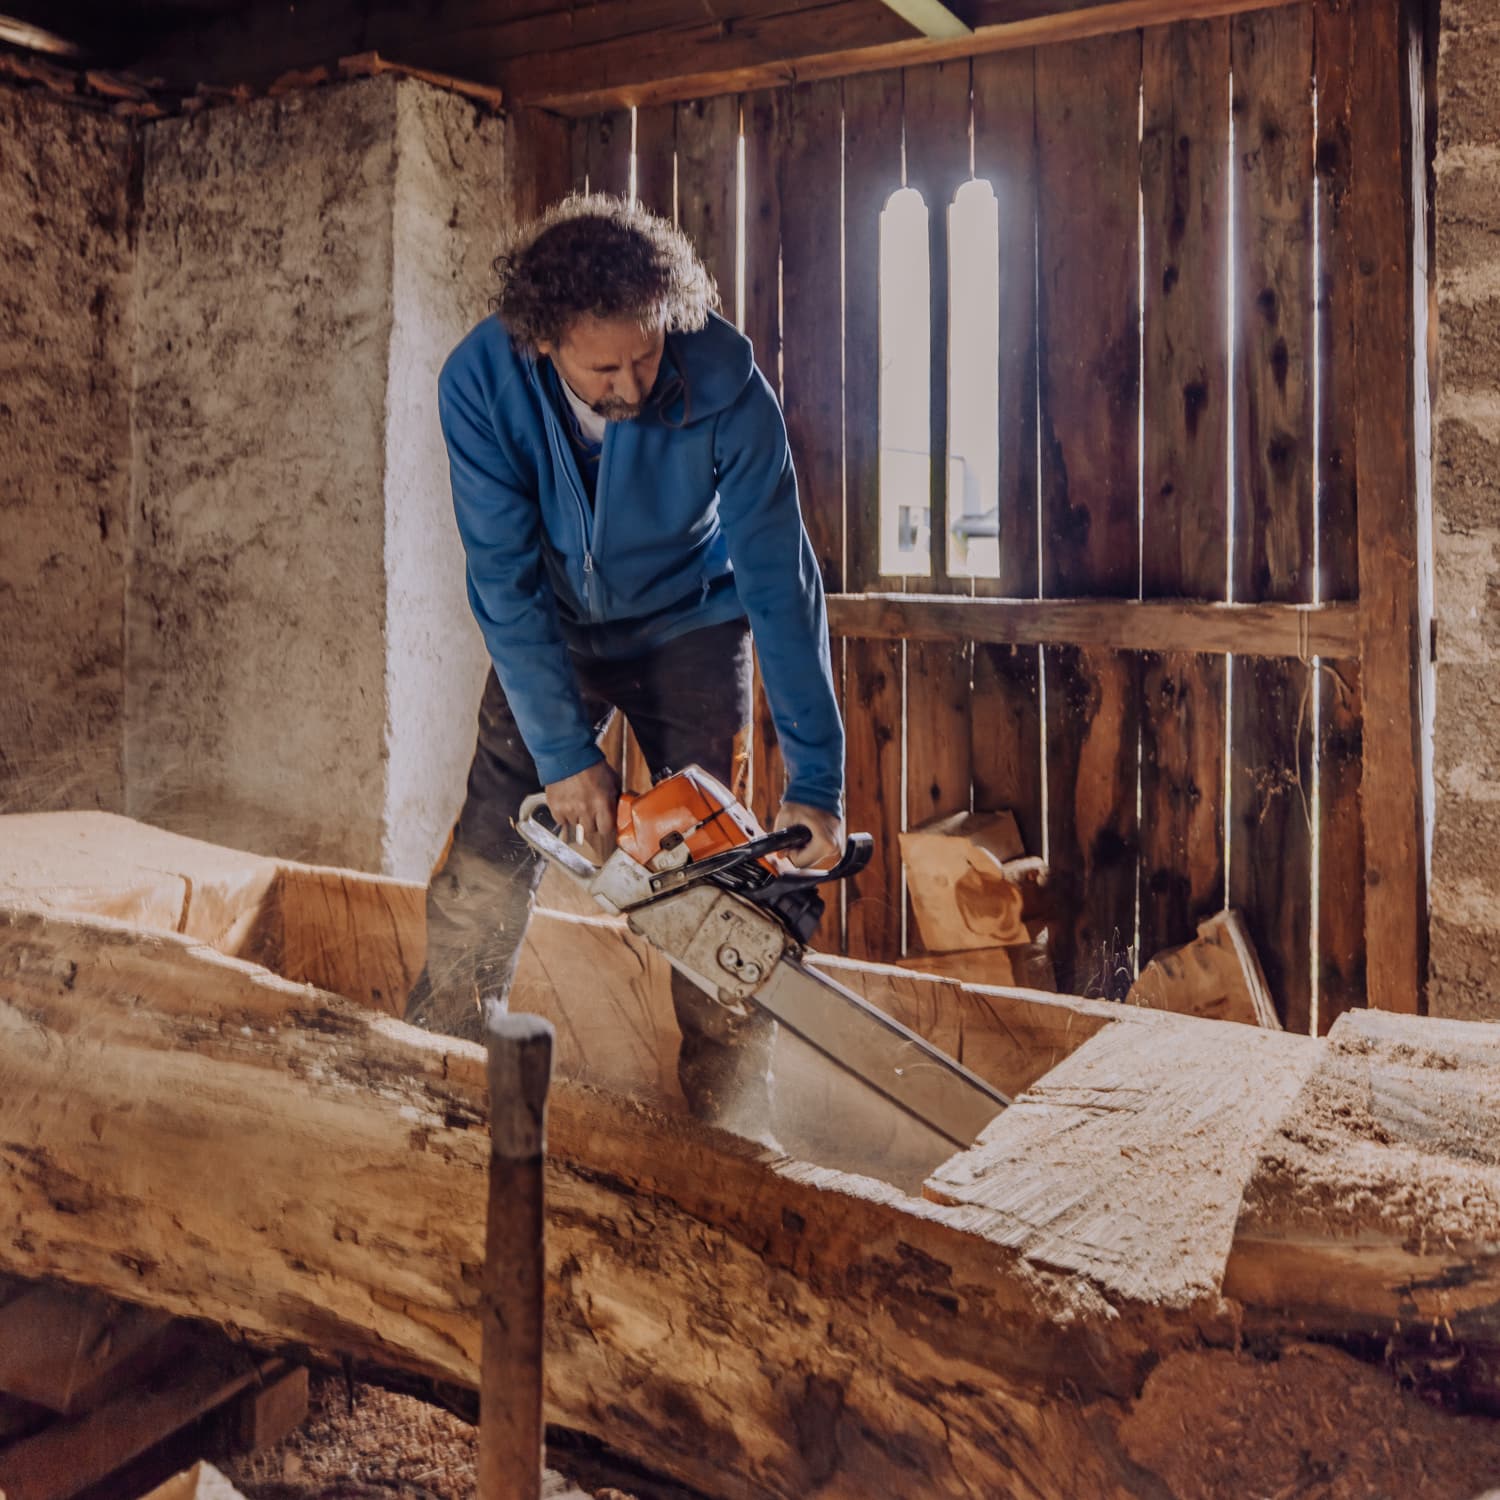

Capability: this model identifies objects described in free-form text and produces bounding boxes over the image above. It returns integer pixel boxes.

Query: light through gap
[946,179,1000,579]
[878,187,932,577]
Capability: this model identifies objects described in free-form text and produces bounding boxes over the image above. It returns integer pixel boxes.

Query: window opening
[878,186,932,577]
[945,178,1000,579]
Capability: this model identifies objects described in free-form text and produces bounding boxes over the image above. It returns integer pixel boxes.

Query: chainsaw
[516,766,1010,1149]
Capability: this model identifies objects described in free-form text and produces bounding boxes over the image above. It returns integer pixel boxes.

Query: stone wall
[1430,0,1500,1019]
[127,77,506,876]
[128,81,401,869]
[0,92,136,814]
[3,76,512,879]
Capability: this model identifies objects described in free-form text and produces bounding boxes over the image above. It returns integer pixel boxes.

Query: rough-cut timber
[0,812,423,1016]
[1127,910,1279,1029]
[5,816,1500,1495]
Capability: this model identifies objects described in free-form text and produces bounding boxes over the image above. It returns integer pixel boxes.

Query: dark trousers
[407,618,776,1131]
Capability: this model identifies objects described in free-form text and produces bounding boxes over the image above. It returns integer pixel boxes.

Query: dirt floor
[213,1343,1500,1500]
[1118,1345,1500,1500]
[221,1375,702,1500]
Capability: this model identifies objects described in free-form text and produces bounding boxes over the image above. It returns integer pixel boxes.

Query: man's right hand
[545,760,621,860]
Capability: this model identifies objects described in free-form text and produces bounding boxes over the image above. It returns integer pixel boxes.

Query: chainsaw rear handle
[515,791,602,885]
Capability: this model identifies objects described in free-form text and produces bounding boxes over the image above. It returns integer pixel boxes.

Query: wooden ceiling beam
[505,0,1310,114]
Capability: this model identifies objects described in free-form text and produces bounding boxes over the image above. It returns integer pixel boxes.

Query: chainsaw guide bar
[516,769,1010,1149]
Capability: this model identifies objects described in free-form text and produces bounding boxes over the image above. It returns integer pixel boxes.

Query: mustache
[592,396,645,421]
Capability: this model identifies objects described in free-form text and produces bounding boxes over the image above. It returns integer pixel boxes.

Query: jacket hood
[654,310,755,426]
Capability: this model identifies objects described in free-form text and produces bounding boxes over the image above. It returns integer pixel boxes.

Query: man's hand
[545,760,621,860]
[773,801,843,870]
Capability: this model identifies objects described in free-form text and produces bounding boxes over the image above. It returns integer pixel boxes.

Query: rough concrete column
[129,78,503,878]
[1430,0,1500,1018]
[0,91,136,814]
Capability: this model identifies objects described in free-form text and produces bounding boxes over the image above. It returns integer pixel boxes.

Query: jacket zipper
[533,362,601,620]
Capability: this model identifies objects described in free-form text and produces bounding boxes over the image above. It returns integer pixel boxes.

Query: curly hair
[491,192,718,351]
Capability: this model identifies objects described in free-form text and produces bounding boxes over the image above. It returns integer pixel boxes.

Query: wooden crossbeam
[510,0,1311,113]
[825,594,1361,660]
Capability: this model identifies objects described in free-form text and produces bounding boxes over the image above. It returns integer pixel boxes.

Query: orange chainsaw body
[616,767,782,873]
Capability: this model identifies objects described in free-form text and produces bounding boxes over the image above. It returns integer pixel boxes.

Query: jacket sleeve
[712,368,846,816]
[439,362,603,786]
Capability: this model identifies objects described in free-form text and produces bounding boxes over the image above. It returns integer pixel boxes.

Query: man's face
[540,314,666,422]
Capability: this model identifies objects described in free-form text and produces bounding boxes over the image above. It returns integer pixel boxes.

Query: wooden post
[1350,0,1430,1014]
[479,1007,554,1500]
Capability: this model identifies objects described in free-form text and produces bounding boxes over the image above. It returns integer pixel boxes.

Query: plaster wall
[1430,0,1500,1018]
[0,92,135,814]
[128,81,400,869]
[381,85,504,882]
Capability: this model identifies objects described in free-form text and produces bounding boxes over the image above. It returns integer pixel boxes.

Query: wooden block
[1127,910,1281,1029]
[898,811,1035,952]
[0,1337,275,1500]
[227,1364,308,1454]
[0,1281,174,1416]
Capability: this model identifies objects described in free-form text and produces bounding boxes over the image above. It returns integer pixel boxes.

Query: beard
[592,395,645,422]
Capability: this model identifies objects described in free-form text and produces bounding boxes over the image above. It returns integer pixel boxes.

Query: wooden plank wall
[546,0,1423,1025]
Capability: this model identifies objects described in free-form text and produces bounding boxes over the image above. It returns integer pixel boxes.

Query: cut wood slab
[898,809,1036,952]
[0,812,423,1016]
[926,1015,1321,1306]
[1126,910,1280,1028]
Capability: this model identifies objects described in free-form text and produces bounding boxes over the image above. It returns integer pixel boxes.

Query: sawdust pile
[223,1376,635,1500]
[1119,1345,1500,1499]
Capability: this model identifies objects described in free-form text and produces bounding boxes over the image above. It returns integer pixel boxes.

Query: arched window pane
[947,178,1000,579]
[879,186,931,577]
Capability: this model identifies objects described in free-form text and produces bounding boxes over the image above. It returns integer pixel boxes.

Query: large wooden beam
[3,838,1500,1492]
[826,593,1360,659]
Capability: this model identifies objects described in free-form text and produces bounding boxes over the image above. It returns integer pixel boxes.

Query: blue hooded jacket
[438,310,845,815]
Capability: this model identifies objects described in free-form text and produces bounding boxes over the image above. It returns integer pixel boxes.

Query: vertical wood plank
[1349,0,1427,1014]
[904,644,971,839]
[633,102,676,219]
[971,49,1044,860]
[902,59,975,897]
[782,80,846,594]
[676,95,740,314]
[741,89,785,388]
[970,645,1043,855]
[505,109,575,222]
[1036,32,1143,996]
[584,109,632,198]
[1229,6,1316,1033]
[1138,19,1231,966]
[741,89,789,832]
[843,71,906,959]
[1313,0,1367,1030]
[843,638,904,959]
[843,69,904,597]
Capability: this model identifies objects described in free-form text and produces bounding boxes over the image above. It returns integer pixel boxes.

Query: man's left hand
[773,802,843,869]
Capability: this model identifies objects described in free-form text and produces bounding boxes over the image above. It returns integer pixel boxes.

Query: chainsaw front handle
[515,791,603,886]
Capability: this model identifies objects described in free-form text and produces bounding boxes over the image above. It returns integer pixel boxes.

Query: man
[409,193,845,1139]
